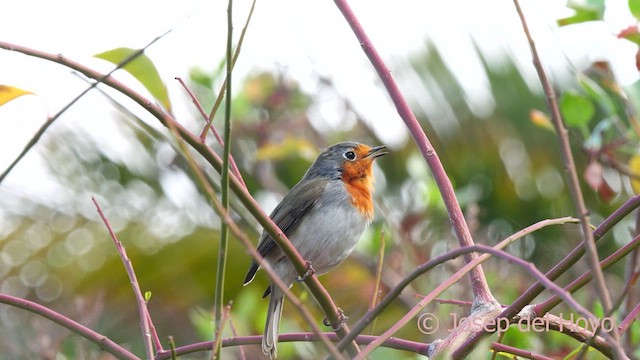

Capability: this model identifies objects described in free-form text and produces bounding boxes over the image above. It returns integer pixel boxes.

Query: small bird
[243,141,387,359]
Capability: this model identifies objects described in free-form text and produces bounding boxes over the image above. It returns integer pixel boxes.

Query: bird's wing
[243,178,329,286]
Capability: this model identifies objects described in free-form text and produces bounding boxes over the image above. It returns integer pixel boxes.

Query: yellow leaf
[628,154,640,194]
[529,109,554,131]
[0,85,33,106]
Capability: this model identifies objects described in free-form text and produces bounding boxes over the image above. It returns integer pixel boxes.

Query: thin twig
[511,0,621,351]
[457,195,640,354]
[201,0,257,137]
[227,312,247,360]
[0,293,138,360]
[168,336,177,360]
[359,244,618,360]
[337,217,579,352]
[536,234,640,315]
[212,0,234,358]
[175,77,247,190]
[154,332,431,359]
[367,230,385,334]
[491,342,554,360]
[211,302,232,359]
[92,197,157,359]
[618,302,640,334]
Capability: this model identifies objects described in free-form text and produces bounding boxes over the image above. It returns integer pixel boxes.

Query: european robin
[243,141,387,359]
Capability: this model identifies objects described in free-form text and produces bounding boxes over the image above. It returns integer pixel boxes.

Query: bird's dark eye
[343,150,356,161]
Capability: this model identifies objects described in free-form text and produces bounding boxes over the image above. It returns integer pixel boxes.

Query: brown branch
[332,0,498,308]
[92,197,157,359]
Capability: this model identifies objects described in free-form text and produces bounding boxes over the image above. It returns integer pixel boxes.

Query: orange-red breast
[243,141,387,359]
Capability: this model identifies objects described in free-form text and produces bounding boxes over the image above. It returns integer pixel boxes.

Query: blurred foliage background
[2,1,640,359]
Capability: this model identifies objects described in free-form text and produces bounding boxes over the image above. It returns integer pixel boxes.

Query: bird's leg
[295,260,316,282]
[322,307,349,330]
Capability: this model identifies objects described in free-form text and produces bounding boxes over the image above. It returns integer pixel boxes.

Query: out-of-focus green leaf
[189,66,214,89]
[557,10,600,26]
[0,85,33,106]
[630,0,640,21]
[560,92,595,127]
[567,0,605,12]
[189,307,214,341]
[578,74,617,115]
[95,47,171,111]
[558,0,605,26]
[584,119,611,150]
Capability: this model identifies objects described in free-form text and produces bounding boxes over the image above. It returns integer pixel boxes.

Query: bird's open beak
[366,145,388,159]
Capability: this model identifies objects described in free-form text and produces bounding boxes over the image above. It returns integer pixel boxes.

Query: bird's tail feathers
[263,285,284,359]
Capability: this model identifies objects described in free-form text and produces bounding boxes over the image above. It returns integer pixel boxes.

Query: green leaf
[630,0,640,21]
[578,74,617,115]
[189,67,214,89]
[144,291,152,302]
[0,85,33,106]
[95,47,171,111]
[558,0,605,26]
[566,0,605,12]
[560,92,595,127]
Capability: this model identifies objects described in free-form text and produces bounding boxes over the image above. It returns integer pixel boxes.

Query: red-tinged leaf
[597,179,615,203]
[95,47,172,111]
[584,161,603,192]
[617,25,640,45]
[0,85,33,106]
[585,161,616,202]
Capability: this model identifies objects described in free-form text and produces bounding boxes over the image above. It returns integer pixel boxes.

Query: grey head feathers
[302,141,362,181]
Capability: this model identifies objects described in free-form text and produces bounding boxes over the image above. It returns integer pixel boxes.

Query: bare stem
[511,1,621,353]
[337,217,578,352]
[212,0,234,358]
[153,332,431,359]
[491,342,553,360]
[201,0,257,137]
[536,234,640,315]
[0,293,138,359]
[92,197,157,359]
[457,195,640,354]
